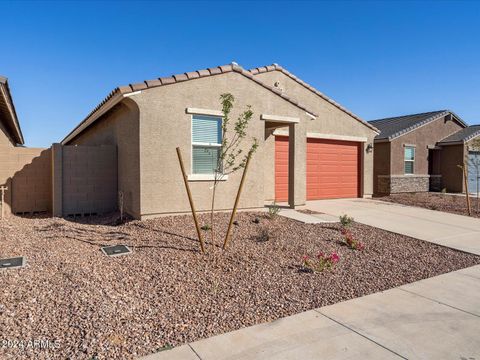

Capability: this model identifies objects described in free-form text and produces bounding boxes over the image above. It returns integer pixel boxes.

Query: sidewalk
[140,265,480,360]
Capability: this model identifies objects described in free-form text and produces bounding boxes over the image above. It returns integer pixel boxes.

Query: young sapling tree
[209,93,258,246]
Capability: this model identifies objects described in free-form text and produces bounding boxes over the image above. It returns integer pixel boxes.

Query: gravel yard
[377,192,480,217]
[1,212,479,359]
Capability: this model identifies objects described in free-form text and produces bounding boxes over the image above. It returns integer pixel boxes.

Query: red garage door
[275,136,360,201]
[307,138,360,200]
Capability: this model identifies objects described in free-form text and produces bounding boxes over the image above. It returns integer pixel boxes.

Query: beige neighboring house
[61,63,379,220]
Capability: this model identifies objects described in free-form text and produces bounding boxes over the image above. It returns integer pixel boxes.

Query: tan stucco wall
[254,70,377,197]
[389,115,464,175]
[132,72,308,218]
[0,147,51,216]
[68,100,141,218]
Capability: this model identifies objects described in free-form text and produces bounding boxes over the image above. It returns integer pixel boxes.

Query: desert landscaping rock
[378,192,480,218]
[0,212,479,359]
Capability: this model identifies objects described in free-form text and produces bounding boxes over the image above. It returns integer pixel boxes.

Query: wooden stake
[223,153,252,250]
[176,147,205,254]
[464,162,472,216]
[0,186,8,220]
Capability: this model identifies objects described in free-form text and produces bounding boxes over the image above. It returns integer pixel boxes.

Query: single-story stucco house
[61,62,379,219]
[369,110,480,194]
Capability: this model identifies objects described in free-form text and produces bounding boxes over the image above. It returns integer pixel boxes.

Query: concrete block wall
[0,144,117,218]
[0,147,52,216]
[53,144,117,217]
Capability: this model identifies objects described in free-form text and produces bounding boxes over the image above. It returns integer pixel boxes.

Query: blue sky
[2,0,480,147]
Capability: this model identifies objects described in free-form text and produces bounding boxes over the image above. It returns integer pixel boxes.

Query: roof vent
[101,245,132,257]
[0,256,26,270]
[274,81,284,92]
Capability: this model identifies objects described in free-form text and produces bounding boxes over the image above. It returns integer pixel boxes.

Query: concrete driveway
[303,198,480,255]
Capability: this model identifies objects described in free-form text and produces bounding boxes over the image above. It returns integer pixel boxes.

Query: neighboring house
[0,76,24,147]
[369,110,479,194]
[61,62,379,220]
[438,125,480,193]
[0,76,51,216]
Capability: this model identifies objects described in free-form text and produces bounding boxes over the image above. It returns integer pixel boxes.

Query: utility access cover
[0,256,26,270]
[101,245,132,257]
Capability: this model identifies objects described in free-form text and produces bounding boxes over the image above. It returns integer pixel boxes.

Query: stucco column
[51,143,63,217]
[288,123,306,208]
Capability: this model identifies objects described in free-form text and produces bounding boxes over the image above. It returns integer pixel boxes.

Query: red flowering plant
[340,228,364,250]
[302,252,339,273]
[338,213,364,250]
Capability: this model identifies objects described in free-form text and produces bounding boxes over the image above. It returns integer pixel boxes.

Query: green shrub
[268,202,281,219]
[339,214,354,228]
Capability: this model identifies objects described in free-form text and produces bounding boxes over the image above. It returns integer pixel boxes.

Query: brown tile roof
[62,63,319,144]
[0,76,24,145]
[249,64,379,133]
[439,124,480,144]
[369,110,467,141]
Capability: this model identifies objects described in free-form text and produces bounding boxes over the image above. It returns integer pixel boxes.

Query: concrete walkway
[278,208,338,224]
[140,265,480,360]
[303,198,480,255]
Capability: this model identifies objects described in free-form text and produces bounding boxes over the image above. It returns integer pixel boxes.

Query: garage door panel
[276,137,360,201]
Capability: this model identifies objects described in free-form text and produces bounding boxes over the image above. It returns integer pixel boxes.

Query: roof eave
[438,141,464,146]
[0,77,24,145]
[62,63,320,144]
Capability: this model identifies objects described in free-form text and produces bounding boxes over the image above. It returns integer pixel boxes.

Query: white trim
[186,107,224,117]
[191,114,223,176]
[272,129,289,136]
[305,112,316,120]
[124,91,142,97]
[261,114,299,123]
[272,130,368,143]
[187,174,228,181]
[404,146,415,175]
[306,132,367,142]
[192,142,222,147]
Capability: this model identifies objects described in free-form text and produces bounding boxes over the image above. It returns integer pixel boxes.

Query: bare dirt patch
[377,192,480,217]
[1,212,479,359]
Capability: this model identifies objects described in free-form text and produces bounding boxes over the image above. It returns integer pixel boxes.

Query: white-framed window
[404,146,415,175]
[191,115,222,174]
